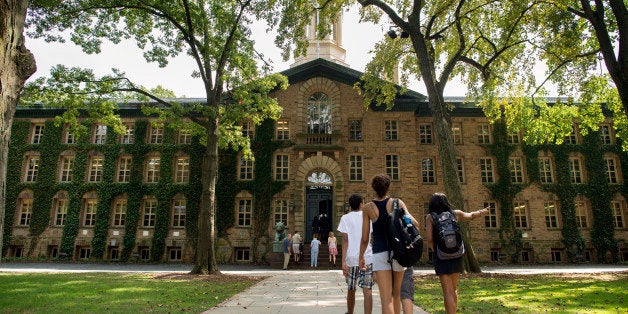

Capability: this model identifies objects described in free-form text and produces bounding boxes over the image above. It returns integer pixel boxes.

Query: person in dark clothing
[312,214,320,239]
[319,213,328,244]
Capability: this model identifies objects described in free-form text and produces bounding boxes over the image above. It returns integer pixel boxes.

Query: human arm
[359,203,374,269]
[341,232,349,276]
[455,207,490,222]
[398,199,419,229]
[426,214,434,251]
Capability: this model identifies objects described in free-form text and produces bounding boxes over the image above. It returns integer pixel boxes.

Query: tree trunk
[410,29,482,273]
[0,0,37,259]
[190,99,220,275]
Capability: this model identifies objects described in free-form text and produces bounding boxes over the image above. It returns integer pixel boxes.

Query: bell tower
[291,11,347,67]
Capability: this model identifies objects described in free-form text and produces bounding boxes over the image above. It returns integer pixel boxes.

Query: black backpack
[430,211,465,260]
[387,199,423,267]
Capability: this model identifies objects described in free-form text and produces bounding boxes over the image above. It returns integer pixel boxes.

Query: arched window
[16,190,33,226]
[307,92,332,134]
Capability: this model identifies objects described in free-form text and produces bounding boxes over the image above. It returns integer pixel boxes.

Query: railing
[295,133,342,146]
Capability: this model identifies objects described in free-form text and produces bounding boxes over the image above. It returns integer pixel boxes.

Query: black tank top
[371,198,390,253]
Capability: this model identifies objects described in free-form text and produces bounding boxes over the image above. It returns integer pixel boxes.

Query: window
[421,158,435,183]
[79,247,91,260]
[93,124,107,144]
[235,248,251,262]
[513,201,528,228]
[274,199,288,226]
[53,195,69,226]
[177,130,191,144]
[575,202,588,228]
[385,120,398,140]
[172,197,186,227]
[605,156,619,184]
[139,247,150,260]
[64,126,75,144]
[484,202,498,228]
[565,125,578,144]
[120,124,134,144]
[24,156,40,182]
[477,124,491,144]
[145,156,160,183]
[59,156,74,182]
[509,157,524,183]
[507,131,520,144]
[611,201,624,228]
[242,121,254,139]
[17,198,32,226]
[112,199,126,227]
[83,199,97,227]
[569,157,583,184]
[274,154,289,181]
[31,124,45,144]
[539,157,554,184]
[385,154,399,181]
[142,198,157,227]
[88,156,104,182]
[276,120,290,140]
[117,156,132,183]
[480,158,494,183]
[238,155,254,180]
[544,201,559,228]
[149,124,164,144]
[490,250,500,262]
[419,124,433,144]
[169,247,182,261]
[349,155,363,181]
[452,124,462,145]
[349,119,362,141]
[109,248,119,260]
[307,92,332,134]
[456,158,465,184]
[175,156,190,183]
[238,198,252,226]
[600,124,613,144]
[551,249,563,262]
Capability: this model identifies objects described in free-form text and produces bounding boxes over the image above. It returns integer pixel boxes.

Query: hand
[359,258,366,270]
[342,262,349,277]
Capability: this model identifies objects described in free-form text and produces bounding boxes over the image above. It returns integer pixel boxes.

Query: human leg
[283,253,290,269]
[438,273,458,314]
[392,269,404,314]
[375,269,394,314]
[359,264,374,314]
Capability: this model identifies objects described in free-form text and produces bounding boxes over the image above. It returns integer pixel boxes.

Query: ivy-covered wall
[489,120,622,263]
[4,119,203,262]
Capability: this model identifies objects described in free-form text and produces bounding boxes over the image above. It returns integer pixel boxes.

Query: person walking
[310,235,321,267]
[338,193,374,314]
[292,231,302,263]
[360,173,419,314]
[328,231,338,267]
[282,233,292,270]
[426,192,489,314]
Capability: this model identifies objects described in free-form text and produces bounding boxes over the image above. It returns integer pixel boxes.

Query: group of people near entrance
[285,173,489,314]
[283,229,338,268]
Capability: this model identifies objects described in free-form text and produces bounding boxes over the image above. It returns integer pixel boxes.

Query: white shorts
[372,251,405,272]
[292,244,301,254]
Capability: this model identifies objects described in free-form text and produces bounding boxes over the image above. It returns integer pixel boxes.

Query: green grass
[413,272,627,314]
[0,272,261,313]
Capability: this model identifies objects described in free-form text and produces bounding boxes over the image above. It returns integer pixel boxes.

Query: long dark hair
[428,192,454,214]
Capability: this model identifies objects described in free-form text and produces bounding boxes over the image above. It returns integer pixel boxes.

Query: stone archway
[292,154,344,242]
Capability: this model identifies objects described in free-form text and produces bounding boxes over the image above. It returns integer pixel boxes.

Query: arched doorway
[305,171,332,242]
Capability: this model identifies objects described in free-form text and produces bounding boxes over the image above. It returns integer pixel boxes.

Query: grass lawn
[0,272,262,313]
[413,271,627,313]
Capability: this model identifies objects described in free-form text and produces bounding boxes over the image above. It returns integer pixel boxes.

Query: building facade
[3,17,627,263]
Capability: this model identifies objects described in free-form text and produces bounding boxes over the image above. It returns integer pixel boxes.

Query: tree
[0,0,37,260]
[26,0,287,274]
[274,0,538,271]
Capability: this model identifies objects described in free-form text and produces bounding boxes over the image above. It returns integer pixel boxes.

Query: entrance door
[305,188,332,243]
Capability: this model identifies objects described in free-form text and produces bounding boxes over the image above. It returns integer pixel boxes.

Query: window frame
[174,156,190,183]
[237,198,252,227]
[384,120,398,141]
[419,123,433,144]
[348,119,362,141]
[349,154,363,181]
[385,154,400,181]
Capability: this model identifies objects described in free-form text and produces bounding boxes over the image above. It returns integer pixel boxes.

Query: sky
[24,6,468,98]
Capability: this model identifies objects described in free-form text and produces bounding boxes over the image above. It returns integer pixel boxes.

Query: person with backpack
[359,173,419,314]
[426,192,489,314]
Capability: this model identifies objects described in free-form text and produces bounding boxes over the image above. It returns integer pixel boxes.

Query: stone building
[3,14,627,264]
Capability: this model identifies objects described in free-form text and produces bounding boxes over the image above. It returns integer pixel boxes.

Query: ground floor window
[78,247,91,260]
[551,249,563,262]
[109,247,120,260]
[520,250,532,262]
[490,250,500,262]
[48,245,59,258]
[10,245,24,258]
[139,246,150,261]
[169,247,182,261]
[235,247,251,262]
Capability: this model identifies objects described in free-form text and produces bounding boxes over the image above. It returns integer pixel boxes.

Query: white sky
[24,6,468,98]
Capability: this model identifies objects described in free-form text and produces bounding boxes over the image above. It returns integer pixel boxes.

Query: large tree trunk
[410,29,482,273]
[191,99,220,275]
[0,0,37,259]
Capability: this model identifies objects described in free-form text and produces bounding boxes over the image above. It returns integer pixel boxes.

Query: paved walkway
[202,268,428,314]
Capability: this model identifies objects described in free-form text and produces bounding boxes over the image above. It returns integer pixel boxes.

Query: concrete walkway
[202,269,428,314]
